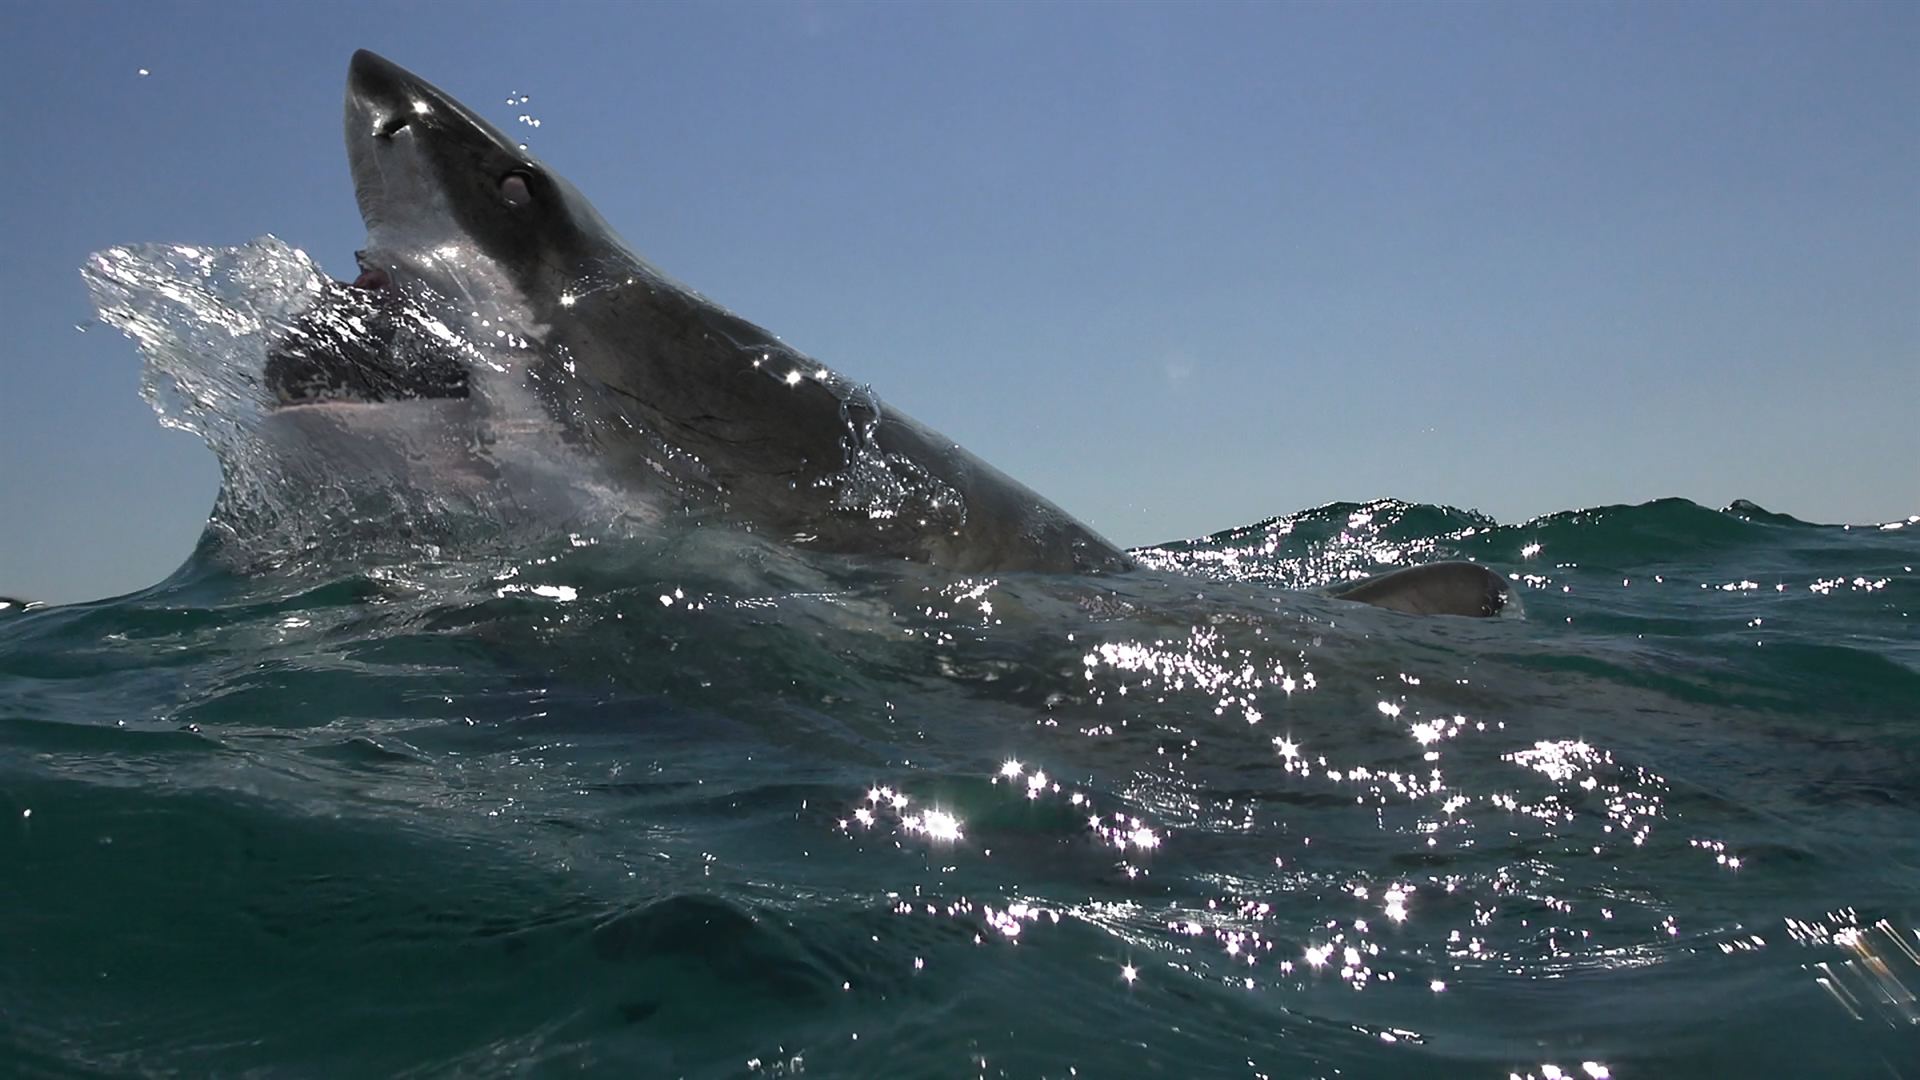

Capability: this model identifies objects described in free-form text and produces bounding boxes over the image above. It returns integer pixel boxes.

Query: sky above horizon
[2,1,1915,603]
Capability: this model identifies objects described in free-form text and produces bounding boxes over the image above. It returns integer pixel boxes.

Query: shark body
[262,50,1507,615]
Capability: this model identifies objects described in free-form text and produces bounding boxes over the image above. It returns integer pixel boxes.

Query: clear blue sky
[3,2,1915,602]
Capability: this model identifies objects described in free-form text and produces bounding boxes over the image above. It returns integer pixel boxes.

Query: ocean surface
[2,242,1917,1078]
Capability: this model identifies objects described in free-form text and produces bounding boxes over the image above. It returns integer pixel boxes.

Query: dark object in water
[1328,560,1510,617]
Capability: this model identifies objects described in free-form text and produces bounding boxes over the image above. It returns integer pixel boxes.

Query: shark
[262,49,1508,617]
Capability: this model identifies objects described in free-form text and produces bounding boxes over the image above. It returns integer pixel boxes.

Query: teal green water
[4,496,1917,1078]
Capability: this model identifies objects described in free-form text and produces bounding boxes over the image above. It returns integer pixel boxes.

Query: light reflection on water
[9,493,1917,1076]
[689,544,1916,1075]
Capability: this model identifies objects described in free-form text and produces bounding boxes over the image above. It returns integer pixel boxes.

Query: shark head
[293,50,854,515]
[266,50,637,411]
[341,49,613,302]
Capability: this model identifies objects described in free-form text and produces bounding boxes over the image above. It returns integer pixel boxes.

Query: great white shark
[262,50,1508,618]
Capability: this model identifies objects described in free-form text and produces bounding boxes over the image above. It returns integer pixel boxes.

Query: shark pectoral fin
[1327,561,1511,618]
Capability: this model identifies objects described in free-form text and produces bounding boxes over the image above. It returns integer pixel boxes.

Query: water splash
[81,238,618,571]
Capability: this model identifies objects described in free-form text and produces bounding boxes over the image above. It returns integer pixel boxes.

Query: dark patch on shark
[263,49,1508,619]
[265,275,466,405]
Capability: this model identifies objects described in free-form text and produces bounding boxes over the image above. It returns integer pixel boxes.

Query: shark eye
[500,172,533,208]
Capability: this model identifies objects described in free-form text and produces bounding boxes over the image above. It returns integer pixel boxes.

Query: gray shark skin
[312,49,1128,575]
[1328,561,1510,617]
[272,50,1506,616]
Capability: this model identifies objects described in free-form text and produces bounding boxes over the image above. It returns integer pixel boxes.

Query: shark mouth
[350,257,391,293]
[262,252,466,407]
[264,50,502,410]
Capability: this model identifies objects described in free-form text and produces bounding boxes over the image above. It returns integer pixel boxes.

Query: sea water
[1,241,1915,1077]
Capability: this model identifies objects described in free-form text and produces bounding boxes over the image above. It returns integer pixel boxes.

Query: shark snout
[342,50,471,250]
[346,49,426,140]
[346,48,522,152]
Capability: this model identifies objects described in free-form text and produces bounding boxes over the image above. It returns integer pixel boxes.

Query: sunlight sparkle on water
[1079,627,1306,724]
[1383,885,1411,923]
[495,583,578,602]
[904,809,964,842]
[1513,1066,1613,1080]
